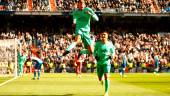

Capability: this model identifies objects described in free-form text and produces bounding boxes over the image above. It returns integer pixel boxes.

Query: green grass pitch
[0,73,170,96]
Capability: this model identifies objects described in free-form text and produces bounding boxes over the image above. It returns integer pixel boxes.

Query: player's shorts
[76,62,82,67]
[121,63,126,68]
[97,64,111,77]
[155,63,159,68]
[33,61,42,70]
[75,29,92,49]
[18,64,23,69]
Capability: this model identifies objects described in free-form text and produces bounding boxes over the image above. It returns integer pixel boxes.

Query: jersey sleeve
[86,7,99,21]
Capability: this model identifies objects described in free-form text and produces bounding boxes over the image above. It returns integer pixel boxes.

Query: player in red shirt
[74,49,87,77]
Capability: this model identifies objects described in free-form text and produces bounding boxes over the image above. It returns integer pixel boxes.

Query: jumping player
[60,0,99,59]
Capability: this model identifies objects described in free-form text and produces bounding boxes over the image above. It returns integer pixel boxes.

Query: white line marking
[0,76,18,87]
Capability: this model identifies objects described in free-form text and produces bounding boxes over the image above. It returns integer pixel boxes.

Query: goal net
[0,39,17,77]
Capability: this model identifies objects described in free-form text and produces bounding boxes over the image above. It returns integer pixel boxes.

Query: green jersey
[72,7,99,34]
[18,51,27,65]
[94,40,115,65]
[154,55,159,68]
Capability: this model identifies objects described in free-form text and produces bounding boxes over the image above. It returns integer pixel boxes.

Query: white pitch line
[0,76,18,87]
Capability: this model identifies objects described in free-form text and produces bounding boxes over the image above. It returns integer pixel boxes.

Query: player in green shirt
[153,52,159,76]
[61,0,99,58]
[94,31,115,96]
[18,50,27,76]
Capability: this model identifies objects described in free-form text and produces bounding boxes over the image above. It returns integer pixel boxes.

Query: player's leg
[37,63,42,79]
[83,33,93,55]
[104,65,111,96]
[19,64,23,76]
[87,44,95,61]
[33,62,38,80]
[87,44,94,55]
[75,61,82,77]
[63,35,81,56]
[78,62,82,77]
[120,63,126,77]
[97,65,104,85]
[75,64,78,75]
[33,69,37,80]
[76,62,80,76]
[37,69,41,79]
[104,73,109,96]
[121,67,126,77]
[18,64,21,76]
[154,67,159,76]
[81,32,95,62]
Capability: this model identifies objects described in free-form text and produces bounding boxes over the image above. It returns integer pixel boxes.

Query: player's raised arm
[85,7,99,21]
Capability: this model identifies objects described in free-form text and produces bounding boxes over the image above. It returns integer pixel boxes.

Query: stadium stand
[0,0,169,13]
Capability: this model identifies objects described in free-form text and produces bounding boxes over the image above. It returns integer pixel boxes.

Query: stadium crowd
[0,25,169,74]
[0,0,170,13]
